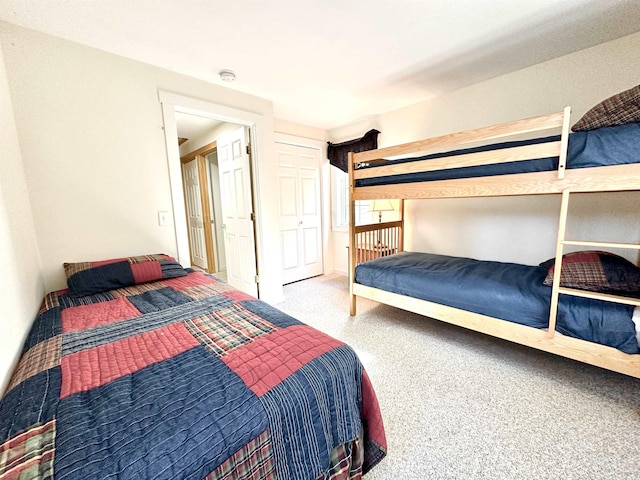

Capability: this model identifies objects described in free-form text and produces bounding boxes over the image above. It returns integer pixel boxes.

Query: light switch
[158,211,170,226]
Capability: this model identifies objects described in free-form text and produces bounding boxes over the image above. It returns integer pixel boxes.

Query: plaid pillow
[64,254,188,297]
[572,85,640,132]
[540,250,640,292]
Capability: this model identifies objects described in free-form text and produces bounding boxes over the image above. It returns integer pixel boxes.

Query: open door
[217,127,259,298]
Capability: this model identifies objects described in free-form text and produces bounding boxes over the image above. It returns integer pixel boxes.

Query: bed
[0,255,387,479]
[355,252,640,354]
[348,87,640,379]
[354,122,640,188]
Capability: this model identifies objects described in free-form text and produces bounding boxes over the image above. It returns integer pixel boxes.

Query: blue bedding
[0,270,387,479]
[355,123,640,187]
[355,252,639,354]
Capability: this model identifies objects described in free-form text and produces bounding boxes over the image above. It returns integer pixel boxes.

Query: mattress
[355,123,640,187]
[355,251,639,354]
[0,270,387,479]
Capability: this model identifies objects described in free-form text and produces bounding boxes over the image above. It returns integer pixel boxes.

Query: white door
[277,142,323,284]
[183,159,208,270]
[217,127,259,297]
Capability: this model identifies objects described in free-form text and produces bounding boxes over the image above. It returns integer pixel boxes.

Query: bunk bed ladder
[548,190,640,338]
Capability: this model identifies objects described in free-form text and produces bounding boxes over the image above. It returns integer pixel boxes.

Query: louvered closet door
[277,142,323,284]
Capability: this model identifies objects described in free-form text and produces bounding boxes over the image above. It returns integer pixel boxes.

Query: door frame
[274,133,329,277]
[158,91,264,289]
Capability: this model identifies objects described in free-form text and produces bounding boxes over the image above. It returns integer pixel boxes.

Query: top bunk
[349,106,640,200]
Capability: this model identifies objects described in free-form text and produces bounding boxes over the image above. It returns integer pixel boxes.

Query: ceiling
[175,111,223,145]
[1,0,639,129]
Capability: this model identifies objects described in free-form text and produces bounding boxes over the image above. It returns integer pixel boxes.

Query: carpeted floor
[275,274,640,480]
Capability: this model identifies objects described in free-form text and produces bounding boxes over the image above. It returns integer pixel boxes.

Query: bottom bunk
[351,251,640,379]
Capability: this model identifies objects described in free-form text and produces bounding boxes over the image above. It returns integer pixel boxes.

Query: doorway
[159,91,263,299]
[179,122,258,297]
[179,134,224,277]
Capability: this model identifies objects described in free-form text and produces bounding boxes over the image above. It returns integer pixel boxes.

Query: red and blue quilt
[0,270,386,479]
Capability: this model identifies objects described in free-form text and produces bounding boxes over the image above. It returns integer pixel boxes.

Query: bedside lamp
[369,199,394,246]
[369,199,394,223]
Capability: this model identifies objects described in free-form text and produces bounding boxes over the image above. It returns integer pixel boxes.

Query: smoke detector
[219,69,236,82]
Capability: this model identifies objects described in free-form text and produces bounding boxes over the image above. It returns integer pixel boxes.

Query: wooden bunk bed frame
[348,107,640,379]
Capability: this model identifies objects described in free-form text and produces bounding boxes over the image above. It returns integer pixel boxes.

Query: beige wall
[330,31,640,272]
[0,23,287,303]
[0,39,44,393]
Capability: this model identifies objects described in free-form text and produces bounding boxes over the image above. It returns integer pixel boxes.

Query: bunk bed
[348,101,640,379]
[0,255,387,479]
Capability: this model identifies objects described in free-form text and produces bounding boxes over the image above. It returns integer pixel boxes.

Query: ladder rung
[561,240,640,250]
[558,287,640,306]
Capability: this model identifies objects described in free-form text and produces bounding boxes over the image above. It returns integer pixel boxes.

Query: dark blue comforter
[355,252,639,354]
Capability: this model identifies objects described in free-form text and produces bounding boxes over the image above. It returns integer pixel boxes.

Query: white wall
[0,39,44,394]
[274,118,325,142]
[0,23,285,302]
[330,31,640,272]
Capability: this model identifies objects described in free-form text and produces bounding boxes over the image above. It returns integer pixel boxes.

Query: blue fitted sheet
[355,251,639,354]
[355,123,640,187]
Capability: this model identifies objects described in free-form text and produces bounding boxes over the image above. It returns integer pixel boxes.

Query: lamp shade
[369,199,394,212]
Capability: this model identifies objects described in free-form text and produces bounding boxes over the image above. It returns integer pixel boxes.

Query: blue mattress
[355,123,640,187]
[355,251,639,354]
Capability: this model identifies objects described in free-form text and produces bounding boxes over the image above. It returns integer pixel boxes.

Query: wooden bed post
[548,189,571,336]
[348,151,357,316]
[557,106,571,179]
[398,199,405,252]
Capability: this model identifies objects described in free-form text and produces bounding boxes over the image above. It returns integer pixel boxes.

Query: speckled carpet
[274,274,640,480]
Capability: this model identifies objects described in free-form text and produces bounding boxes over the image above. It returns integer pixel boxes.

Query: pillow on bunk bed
[572,84,640,131]
[540,251,640,293]
[64,253,188,297]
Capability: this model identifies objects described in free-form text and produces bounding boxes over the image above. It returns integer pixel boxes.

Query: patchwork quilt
[0,270,386,479]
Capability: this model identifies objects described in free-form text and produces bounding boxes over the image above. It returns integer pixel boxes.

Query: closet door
[182,159,208,270]
[277,142,323,284]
